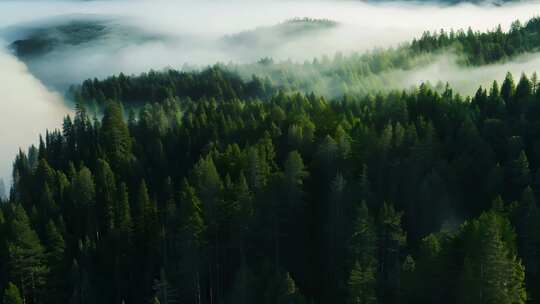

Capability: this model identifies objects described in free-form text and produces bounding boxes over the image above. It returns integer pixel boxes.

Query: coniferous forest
[4,6,540,304]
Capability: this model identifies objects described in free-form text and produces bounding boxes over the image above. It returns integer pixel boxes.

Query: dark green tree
[3,282,23,304]
[100,100,132,169]
[6,204,48,304]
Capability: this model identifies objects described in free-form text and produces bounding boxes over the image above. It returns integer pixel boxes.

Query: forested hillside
[2,69,540,303]
[411,17,540,65]
[5,12,540,304]
[70,17,540,103]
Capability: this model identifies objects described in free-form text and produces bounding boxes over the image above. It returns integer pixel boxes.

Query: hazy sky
[2,0,540,186]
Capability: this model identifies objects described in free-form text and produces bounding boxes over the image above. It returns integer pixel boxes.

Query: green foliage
[411,18,540,65]
[71,17,540,105]
[7,54,540,303]
[3,282,23,304]
[5,204,48,304]
[348,261,377,304]
[457,211,527,304]
[100,101,132,168]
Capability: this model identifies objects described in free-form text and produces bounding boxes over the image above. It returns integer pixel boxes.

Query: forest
[69,17,540,103]
[3,12,540,304]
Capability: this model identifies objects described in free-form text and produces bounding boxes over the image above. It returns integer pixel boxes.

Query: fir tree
[3,282,23,304]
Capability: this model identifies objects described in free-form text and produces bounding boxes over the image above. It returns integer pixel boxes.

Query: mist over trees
[4,9,540,304]
[69,17,540,103]
[3,69,540,303]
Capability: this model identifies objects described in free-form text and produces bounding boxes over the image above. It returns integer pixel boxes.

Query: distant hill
[9,20,108,58]
[5,16,161,59]
[222,18,339,52]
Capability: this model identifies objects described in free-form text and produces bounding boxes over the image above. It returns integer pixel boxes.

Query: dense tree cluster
[71,47,434,103]
[71,17,540,106]
[70,66,276,107]
[224,17,338,47]
[411,17,540,65]
[3,69,540,303]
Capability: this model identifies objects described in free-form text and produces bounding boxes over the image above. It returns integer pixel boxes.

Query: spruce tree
[101,100,132,169]
[94,159,117,235]
[3,282,23,304]
[377,202,406,304]
[176,179,205,303]
[348,261,377,304]
[6,204,48,304]
[458,211,527,304]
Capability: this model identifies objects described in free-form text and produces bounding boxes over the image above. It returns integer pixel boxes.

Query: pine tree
[377,202,406,304]
[3,282,23,304]
[514,187,540,276]
[350,202,377,268]
[348,261,377,304]
[283,151,308,205]
[514,73,532,114]
[101,100,132,169]
[134,181,150,242]
[94,159,116,236]
[192,156,222,302]
[44,220,66,303]
[278,272,305,304]
[179,180,205,249]
[6,204,48,304]
[282,151,309,277]
[501,72,516,111]
[264,271,305,304]
[133,180,159,301]
[115,182,132,235]
[510,151,530,199]
[112,182,132,304]
[486,80,505,117]
[152,268,177,304]
[458,211,527,304]
[193,155,222,229]
[174,179,205,303]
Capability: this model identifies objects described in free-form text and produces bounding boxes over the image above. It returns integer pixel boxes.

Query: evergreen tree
[283,151,308,205]
[43,220,66,303]
[175,179,205,303]
[3,282,23,304]
[458,211,527,304]
[6,204,48,304]
[94,159,116,235]
[509,151,531,199]
[101,100,132,169]
[514,187,540,276]
[377,203,406,304]
[501,72,516,114]
[350,202,377,269]
[71,166,96,239]
[348,261,377,304]
[133,180,159,301]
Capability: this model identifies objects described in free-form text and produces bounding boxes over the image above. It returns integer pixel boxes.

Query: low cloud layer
[3,0,540,88]
[396,52,540,94]
[0,44,71,186]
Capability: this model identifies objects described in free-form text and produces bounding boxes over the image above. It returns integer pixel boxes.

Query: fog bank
[395,52,540,95]
[3,0,540,88]
[0,45,72,186]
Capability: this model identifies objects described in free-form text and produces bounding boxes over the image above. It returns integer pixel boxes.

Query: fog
[396,52,540,94]
[0,44,72,187]
[2,0,540,186]
[3,0,540,88]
